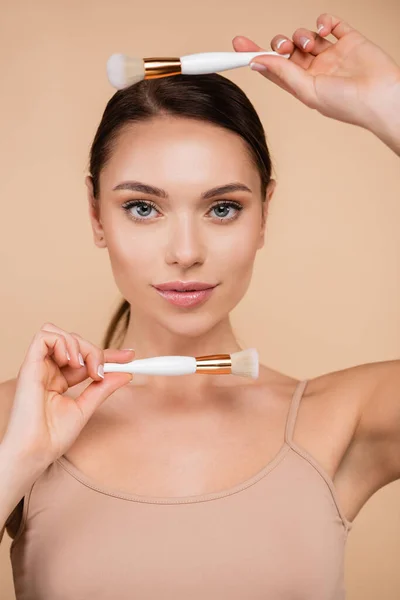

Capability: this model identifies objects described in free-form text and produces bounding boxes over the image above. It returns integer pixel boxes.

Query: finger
[69,339,136,379]
[233,34,299,62]
[40,323,104,382]
[24,331,70,375]
[291,28,333,55]
[269,35,312,70]
[233,35,297,91]
[60,348,136,388]
[270,34,296,56]
[249,54,316,107]
[74,372,133,425]
[235,34,312,79]
[234,34,314,75]
[316,13,357,40]
[104,348,136,362]
[40,323,86,371]
[232,35,264,53]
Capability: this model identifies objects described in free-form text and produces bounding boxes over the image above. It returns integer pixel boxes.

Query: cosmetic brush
[106,51,290,90]
[103,348,259,379]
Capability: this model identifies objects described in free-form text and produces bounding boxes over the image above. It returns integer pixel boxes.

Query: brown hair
[88,73,273,349]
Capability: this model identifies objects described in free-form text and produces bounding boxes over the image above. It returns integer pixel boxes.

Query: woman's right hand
[1,322,134,472]
[237,13,400,136]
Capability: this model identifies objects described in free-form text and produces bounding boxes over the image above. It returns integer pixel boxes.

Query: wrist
[365,73,400,155]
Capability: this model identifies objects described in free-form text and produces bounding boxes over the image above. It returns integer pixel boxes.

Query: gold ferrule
[195,354,232,375]
[144,57,182,79]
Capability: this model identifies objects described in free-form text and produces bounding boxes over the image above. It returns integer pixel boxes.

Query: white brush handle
[181,51,289,75]
[103,356,197,376]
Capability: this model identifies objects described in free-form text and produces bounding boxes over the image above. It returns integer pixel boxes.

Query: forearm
[0,443,45,543]
[366,77,400,156]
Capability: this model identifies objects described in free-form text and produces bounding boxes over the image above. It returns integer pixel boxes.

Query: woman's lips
[154,287,216,307]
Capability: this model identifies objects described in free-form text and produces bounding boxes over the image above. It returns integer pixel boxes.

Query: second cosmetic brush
[104,348,259,379]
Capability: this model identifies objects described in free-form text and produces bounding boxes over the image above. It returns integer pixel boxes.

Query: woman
[0,13,399,600]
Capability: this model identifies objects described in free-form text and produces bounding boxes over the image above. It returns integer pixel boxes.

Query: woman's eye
[210,202,242,221]
[122,201,159,220]
[122,200,243,222]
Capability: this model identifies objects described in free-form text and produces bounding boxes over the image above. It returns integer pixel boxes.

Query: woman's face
[87,116,275,337]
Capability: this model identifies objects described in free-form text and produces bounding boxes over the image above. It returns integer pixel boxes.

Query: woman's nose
[164,217,205,267]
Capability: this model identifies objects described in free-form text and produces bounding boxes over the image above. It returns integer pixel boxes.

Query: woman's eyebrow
[202,183,252,199]
[112,181,252,199]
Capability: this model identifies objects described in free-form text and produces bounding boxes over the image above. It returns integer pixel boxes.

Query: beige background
[1,0,399,597]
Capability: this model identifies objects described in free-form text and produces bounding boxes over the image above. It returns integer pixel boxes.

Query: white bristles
[106,54,145,90]
[230,348,259,379]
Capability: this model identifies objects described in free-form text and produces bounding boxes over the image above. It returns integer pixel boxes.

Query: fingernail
[121,348,135,352]
[66,350,71,361]
[300,37,310,49]
[250,62,268,72]
[78,353,85,366]
[97,365,104,379]
[276,38,287,50]
[317,24,324,34]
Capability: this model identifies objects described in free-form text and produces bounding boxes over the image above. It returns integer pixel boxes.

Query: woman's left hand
[233,13,400,142]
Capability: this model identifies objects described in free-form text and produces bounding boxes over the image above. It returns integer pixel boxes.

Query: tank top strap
[284,379,309,445]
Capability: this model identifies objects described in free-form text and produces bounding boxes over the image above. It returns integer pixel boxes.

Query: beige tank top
[7,379,353,599]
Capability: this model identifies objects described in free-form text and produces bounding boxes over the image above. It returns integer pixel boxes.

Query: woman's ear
[85,175,107,248]
[258,179,276,249]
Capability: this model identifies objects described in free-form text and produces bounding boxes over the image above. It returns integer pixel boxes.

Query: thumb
[250,56,317,108]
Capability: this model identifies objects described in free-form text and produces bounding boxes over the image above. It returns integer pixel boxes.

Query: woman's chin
[158,313,222,339]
